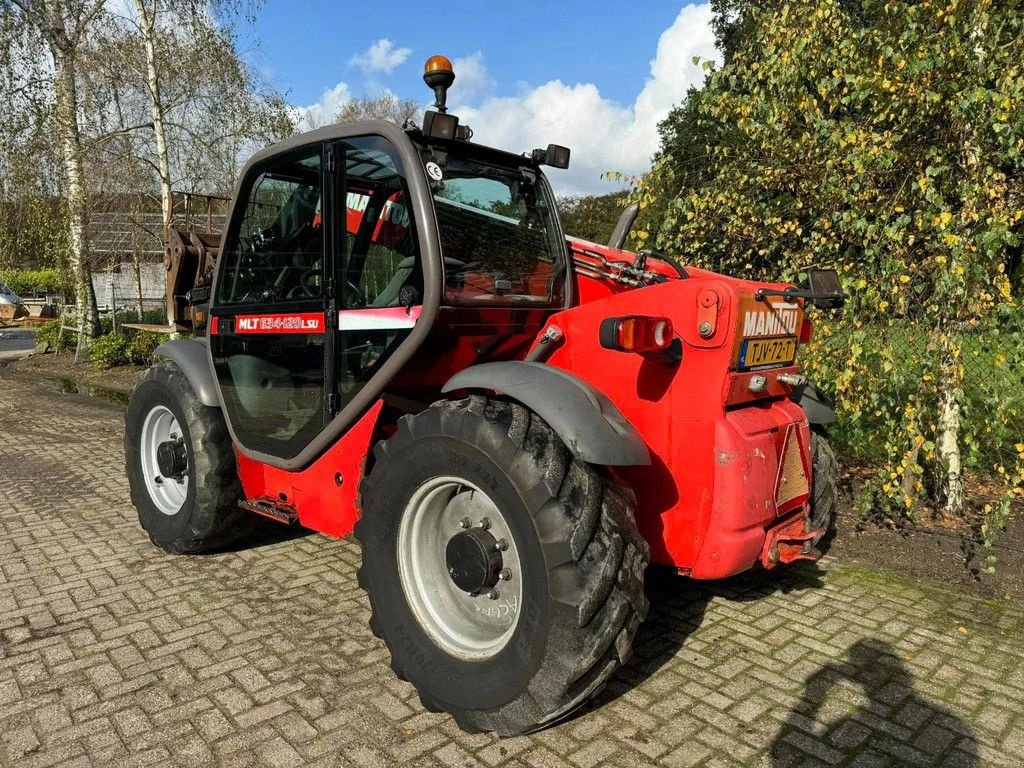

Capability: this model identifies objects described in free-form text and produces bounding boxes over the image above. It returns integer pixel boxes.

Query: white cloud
[450,52,494,104]
[293,80,352,131]
[349,39,412,75]
[452,3,719,195]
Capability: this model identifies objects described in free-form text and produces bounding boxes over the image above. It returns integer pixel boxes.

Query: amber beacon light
[423,55,456,113]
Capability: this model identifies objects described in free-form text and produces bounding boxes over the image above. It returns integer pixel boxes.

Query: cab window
[428,154,565,306]
[217,149,324,306]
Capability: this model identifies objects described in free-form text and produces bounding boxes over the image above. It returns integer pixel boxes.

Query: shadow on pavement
[770,638,979,766]
[588,561,827,717]
[218,517,315,553]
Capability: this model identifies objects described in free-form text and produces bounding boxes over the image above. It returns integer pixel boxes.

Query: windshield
[424,152,566,305]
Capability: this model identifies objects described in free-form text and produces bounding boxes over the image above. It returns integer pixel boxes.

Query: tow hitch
[761,511,824,568]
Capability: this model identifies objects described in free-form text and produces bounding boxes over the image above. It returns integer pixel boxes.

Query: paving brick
[2,373,1023,767]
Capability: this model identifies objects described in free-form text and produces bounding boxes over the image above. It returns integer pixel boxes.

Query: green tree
[634,0,1024,552]
[558,192,629,245]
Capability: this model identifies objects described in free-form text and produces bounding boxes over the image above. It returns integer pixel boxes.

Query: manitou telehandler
[125,55,845,735]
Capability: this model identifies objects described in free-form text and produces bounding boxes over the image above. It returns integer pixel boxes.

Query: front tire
[125,361,251,554]
[356,396,649,735]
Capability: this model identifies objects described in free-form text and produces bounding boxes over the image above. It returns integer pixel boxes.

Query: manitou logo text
[234,313,324,334]
[743,306,799,338]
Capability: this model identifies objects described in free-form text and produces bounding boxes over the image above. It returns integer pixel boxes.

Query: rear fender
[154,338,219,407]
[792,380,837,426]
[442,361,650,466]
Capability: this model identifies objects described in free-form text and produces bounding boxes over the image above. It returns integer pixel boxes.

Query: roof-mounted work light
[423,111,459,140]
[531,144,571,169]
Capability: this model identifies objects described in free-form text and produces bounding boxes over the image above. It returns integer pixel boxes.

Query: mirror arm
[755,287,811,302]
[755,287,848,304]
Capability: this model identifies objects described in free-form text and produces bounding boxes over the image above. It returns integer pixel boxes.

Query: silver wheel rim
[397,476,523,660]
[140,405,189,516]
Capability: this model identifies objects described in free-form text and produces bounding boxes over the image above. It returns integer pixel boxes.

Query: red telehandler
[125,56,845,735]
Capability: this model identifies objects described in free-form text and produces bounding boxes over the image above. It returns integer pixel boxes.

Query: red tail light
[599,315,674,353]
[799,316,813,344]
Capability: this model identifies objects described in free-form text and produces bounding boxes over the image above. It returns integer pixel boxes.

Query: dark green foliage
[35,321,76,352]
[126,331,162,366]
[634,0,1024,551]
[0,268,69,299]
[90,333,130,369]
[558,193,630,245]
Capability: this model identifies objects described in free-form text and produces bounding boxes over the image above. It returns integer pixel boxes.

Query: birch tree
[2,0,106,335]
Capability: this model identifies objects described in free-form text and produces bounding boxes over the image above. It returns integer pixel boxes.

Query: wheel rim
[140,405,189,516]
[397,476,523,660]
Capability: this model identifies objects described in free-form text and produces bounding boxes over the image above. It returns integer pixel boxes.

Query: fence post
[110,273,118,333]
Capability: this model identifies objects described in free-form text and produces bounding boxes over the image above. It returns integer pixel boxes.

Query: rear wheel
[356,396,649,735]
[809,429,839,553]
[125,361,252,554]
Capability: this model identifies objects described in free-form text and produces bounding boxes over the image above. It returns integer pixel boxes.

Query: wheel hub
[446,528,502,594]
[397,477,523,660]
[140,405,189,516]
[156,438,188,479]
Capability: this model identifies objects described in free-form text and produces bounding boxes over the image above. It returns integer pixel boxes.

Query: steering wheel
[343,280,367,308]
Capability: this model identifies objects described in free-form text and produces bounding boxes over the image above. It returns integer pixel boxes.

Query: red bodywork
[236,236,823,579]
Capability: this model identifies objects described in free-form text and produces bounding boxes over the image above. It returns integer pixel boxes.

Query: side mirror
[806,268,846,309]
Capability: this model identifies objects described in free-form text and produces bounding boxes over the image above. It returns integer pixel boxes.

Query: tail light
[599,315,674,353]
[799,316,813,344]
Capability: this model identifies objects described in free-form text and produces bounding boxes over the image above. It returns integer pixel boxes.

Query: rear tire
[125,361,252,554]
[355,396,649,735]
[809,429,839,553]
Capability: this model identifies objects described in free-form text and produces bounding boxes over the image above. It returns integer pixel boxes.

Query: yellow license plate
[739,336,798,370]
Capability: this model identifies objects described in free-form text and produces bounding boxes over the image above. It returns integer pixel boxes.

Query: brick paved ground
[1,371,1023,767]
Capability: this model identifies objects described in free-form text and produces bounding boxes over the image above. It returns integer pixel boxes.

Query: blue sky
[244,2,720,195]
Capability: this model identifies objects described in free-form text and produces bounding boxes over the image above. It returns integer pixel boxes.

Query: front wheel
[356,396,649,735]
[124,361,252,554]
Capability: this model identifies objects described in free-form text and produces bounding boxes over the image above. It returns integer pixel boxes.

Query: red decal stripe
[234,312,325,334]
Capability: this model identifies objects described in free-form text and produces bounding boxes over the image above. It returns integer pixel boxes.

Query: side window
[342,138,419,309]
[218,149,323,306]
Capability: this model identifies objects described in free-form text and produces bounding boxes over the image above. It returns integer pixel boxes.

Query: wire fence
[802,307,1024,525]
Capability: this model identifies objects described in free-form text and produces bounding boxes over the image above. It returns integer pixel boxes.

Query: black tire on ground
[355,396,650,736]
[124,361,252,554]
[809,428,839,553]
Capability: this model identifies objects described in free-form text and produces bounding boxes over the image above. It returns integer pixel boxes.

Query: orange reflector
[775,424,809,511]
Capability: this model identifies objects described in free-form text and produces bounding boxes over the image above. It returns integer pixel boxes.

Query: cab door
[333,135,424,413]
[209,143,333,461]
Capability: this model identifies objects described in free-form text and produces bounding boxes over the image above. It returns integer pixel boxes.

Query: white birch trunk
[937,337,965,516]
[134,0,174,236]
[50,43,99,339]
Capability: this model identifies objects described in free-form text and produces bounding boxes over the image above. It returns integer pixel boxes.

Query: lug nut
[459,517,471,529]
[499,568,512,581]
[479,517,491,530]
[487,589,499,600]
[495,538,509,552]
